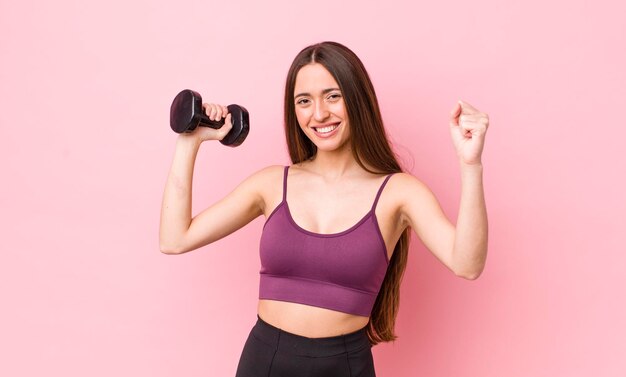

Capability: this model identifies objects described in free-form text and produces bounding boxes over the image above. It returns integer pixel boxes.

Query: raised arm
[397,100,489,279]
[159,103,265,255]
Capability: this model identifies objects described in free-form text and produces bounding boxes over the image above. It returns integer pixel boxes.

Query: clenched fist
[449,100,489,166]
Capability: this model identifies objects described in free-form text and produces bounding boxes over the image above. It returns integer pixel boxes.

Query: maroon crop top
[258,166,394,317]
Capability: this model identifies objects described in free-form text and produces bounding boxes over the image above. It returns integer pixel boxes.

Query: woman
[159,41,489,376]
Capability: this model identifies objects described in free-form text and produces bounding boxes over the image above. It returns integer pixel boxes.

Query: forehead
[294,63,339,93]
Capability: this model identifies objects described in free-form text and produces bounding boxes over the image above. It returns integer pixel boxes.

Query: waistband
[252,314,371,357]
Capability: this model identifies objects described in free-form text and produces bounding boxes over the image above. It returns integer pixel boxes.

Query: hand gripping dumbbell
[169,89,250,147]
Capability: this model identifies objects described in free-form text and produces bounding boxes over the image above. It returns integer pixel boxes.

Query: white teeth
[315,125,338,133]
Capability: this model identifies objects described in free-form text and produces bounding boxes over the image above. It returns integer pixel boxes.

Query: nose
[313,100,329,122]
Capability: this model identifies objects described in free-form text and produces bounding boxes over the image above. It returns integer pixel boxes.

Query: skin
[159,63,489,338]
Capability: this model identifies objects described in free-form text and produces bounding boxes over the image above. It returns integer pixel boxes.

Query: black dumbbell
[169,89,249,147]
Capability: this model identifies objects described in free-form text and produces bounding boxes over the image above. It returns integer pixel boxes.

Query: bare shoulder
[385,172,439,227]
[243,164,285,212]
[246,164,284,183]
[386,172,432,197]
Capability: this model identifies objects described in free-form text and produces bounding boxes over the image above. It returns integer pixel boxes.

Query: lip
[311,122,341,138]
[312,121,340,129]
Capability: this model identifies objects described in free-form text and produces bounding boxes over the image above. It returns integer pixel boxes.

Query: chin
[312,140,350,153]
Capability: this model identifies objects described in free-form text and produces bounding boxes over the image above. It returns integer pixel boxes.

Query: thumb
[458,99,479,114]
[224,113,234,131]
[450,101,462,117]
[449,101,461,126]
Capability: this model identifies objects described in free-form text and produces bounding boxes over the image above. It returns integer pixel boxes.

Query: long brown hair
[283,41,411,345]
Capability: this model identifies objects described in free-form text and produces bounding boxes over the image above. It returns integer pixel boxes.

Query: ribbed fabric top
[259,166,394,317]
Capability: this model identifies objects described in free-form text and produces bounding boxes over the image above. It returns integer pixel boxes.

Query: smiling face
[293,63,350,153]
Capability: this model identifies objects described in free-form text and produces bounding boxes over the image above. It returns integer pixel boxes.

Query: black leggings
[235,315,377,377]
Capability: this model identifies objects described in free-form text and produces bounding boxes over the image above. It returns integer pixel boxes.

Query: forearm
[159,136,202,253]
[452,163,488,279]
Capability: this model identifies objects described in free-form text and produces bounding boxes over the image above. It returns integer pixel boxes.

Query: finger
[208,104,218,121]
[219,114,233,138]
[459,121,488,136]
[450,101,462,118]
[449,102,461,128]
[460,114,489,124]
[217,105,230,122]
[202,103,213,113]
[459,100,480,115]
[214,106,224,122]
[203,103,216,120]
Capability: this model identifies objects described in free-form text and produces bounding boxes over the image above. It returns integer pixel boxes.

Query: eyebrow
[294,88,341,99]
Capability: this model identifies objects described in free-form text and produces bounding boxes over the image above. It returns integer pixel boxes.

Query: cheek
[331,101,347,118]
[295,109,310,128]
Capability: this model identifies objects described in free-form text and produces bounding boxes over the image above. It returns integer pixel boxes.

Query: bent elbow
[454,264,485,280]
[160,241,183,255]
[454,263,485,280]
[457,270,482,280]
[453,249,487,280]
[160,246,179,255]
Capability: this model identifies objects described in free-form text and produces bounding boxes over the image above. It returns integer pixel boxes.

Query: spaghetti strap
[371,173,395,212]
[282,166,290,202]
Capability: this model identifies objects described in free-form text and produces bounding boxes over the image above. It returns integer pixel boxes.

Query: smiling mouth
[312,123,340,134]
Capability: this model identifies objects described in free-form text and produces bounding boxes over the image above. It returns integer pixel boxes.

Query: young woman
[160,41,489,377]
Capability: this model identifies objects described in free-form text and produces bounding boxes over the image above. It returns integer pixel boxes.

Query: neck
[306,146,363,180]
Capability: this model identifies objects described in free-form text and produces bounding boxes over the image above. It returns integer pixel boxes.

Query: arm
[159,138,267,255]
[453,163,488,279]
[159,103,266,255]
[159,136,202,254]
[396,166,487,280]
[398,100,489,279]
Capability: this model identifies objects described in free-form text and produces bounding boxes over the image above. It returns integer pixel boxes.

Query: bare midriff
[257,299,370,338]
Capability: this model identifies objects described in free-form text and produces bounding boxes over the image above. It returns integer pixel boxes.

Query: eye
[296,98,310,105]
[327,93,342,101]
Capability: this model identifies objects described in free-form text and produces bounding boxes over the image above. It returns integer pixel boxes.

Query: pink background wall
[1,0,624,375]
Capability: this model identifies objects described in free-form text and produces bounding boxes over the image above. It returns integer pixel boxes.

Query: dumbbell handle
[170,89,249,146]
[196,108,230,129]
